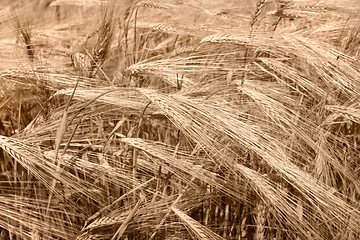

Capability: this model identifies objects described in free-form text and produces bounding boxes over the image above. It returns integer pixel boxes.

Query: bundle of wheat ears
[0,0,359,239]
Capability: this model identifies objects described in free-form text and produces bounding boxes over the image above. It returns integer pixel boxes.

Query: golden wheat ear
[71,52,92,73]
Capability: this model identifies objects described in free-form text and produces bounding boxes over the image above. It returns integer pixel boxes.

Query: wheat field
[0,0,359,239]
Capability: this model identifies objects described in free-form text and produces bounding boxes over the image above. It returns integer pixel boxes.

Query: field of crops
[0,0,359,239]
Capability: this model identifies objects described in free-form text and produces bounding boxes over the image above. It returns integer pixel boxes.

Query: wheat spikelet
[171,207,225,240]
[54,88,155,114]
[200,34,243,44]
[71,52,92,73]
[83,215,122,231]
[171,46,197,56]
[0,67,102,89]
[204,9,222,16]
[302,5,335,11]
[49,0,110,7]
[0,136,44,175]
[135,1,168,9]
[324,105,360,124]
[254,203,266,240]
[88,14,113,77]
[251,0,268,28]
[125,62,194,88]
[148,24,178,34]
[14,16,35,62]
